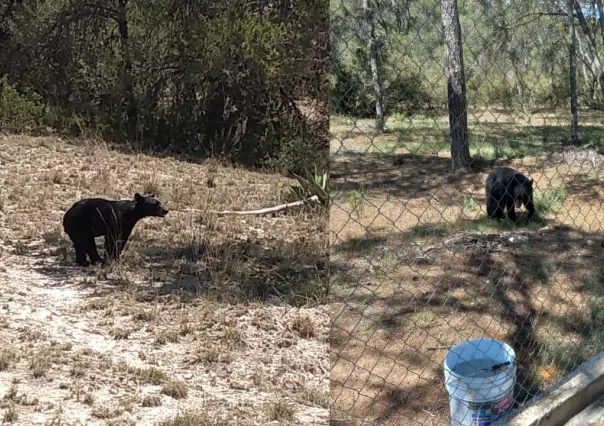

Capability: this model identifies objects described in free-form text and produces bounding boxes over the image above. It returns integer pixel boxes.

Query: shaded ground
[329,110,604,425]
[0,135,329,425]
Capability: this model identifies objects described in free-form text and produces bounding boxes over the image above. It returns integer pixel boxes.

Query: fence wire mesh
[329,0,604,424]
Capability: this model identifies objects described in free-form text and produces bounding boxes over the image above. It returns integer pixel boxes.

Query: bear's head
[134,193,169,218]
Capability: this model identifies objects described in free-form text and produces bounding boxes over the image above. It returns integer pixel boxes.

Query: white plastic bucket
[444,338,516,426]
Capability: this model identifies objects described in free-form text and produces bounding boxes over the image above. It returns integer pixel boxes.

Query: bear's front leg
[104,236,119,261]
[104,236,126,262]
[525,197,536,221]
[73,243,90,267]
[505,197,517,222]
[488,196,505,220]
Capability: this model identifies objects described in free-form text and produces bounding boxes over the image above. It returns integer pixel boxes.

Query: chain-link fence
[329,0,604,424]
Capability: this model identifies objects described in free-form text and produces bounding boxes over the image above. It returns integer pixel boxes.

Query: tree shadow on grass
[330,222,604,424]
[331,152,486,203]
[33,237,330,307]
[563,171,604,205]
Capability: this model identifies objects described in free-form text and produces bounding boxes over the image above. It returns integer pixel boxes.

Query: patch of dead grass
[141,395,162,407]
[0,350,17,371]
[291,313,315,338]
[160,379,188,399]
[2,404,17,423]
[157,411,214,426]
[124,365,167,386]
[266,400,296,422]
[29,352,51,378]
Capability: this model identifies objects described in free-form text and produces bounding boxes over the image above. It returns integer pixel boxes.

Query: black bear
[63,193,169,266]
[485,167,536,222]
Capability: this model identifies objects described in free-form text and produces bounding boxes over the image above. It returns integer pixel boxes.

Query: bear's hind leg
[486,195,497,218]
[84,236,102,265]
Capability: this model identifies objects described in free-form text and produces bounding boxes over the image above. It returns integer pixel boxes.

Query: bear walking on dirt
[63,193,169,266]
[485,167,536,222]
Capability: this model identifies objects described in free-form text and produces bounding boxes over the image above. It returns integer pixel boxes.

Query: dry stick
[176,195,320,216]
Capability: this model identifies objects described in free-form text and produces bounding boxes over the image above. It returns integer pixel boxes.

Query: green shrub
[534,187,566,215]
[0,75,84,136]
[329,65,439,118]
[0,75,49,132]
[287,167,329,206]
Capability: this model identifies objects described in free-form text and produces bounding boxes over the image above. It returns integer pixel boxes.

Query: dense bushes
[0,0,328,174]
[330,64,441,118]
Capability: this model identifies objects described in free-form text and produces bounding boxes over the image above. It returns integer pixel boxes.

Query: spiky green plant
[288,167,329,206]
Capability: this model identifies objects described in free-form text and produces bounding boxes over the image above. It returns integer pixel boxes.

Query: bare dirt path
[0,249,329,425]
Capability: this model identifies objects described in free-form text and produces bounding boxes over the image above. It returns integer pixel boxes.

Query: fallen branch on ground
[176,195,320,216]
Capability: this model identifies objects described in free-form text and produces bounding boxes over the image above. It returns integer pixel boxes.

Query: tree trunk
[598,71,604,108]
[363,0,384,133]
[576,34,599,105]
[511,51,529,116]
[440,0,470,171]
[573,1,604,104]
[568,0,579,144]
[116,0,137,141]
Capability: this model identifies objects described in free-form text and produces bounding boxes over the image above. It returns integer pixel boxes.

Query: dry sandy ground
[329,111,604,425]
[0,135,330,425]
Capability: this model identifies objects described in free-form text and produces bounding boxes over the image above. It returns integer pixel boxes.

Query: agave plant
[288,167,329,206]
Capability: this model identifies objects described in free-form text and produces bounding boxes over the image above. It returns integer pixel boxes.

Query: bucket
[444,338,516,426]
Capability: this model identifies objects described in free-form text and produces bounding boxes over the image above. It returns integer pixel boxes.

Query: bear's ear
[134,193,143,201]
[528,178,533,185]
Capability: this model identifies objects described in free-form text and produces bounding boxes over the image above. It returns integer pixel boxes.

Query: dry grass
[266,400,296,422]
[0,350,16,371]
[291,313,316,338]
[0,135,329,425]
[161,380,188,399]
[330,111,604,425]
[157,411,214,426]
[2,404,18,423]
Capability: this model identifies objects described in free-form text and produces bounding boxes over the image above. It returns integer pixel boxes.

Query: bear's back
[64,198,133,237]
[489,167,529,186]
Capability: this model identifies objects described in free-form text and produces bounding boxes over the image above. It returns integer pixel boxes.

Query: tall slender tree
[363,0,385,133]
[440,0,470,171]
[567,0,579,144]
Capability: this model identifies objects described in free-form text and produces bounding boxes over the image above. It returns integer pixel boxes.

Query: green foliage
[0,76,50,133]
[0,75,84,136]
[462,195,479,215]
[534,187,566,215]
[330,65,439,117]
[0,0,328,174]
[331,0,594,118]
[347,184,366,219]
[288,167,329,206]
